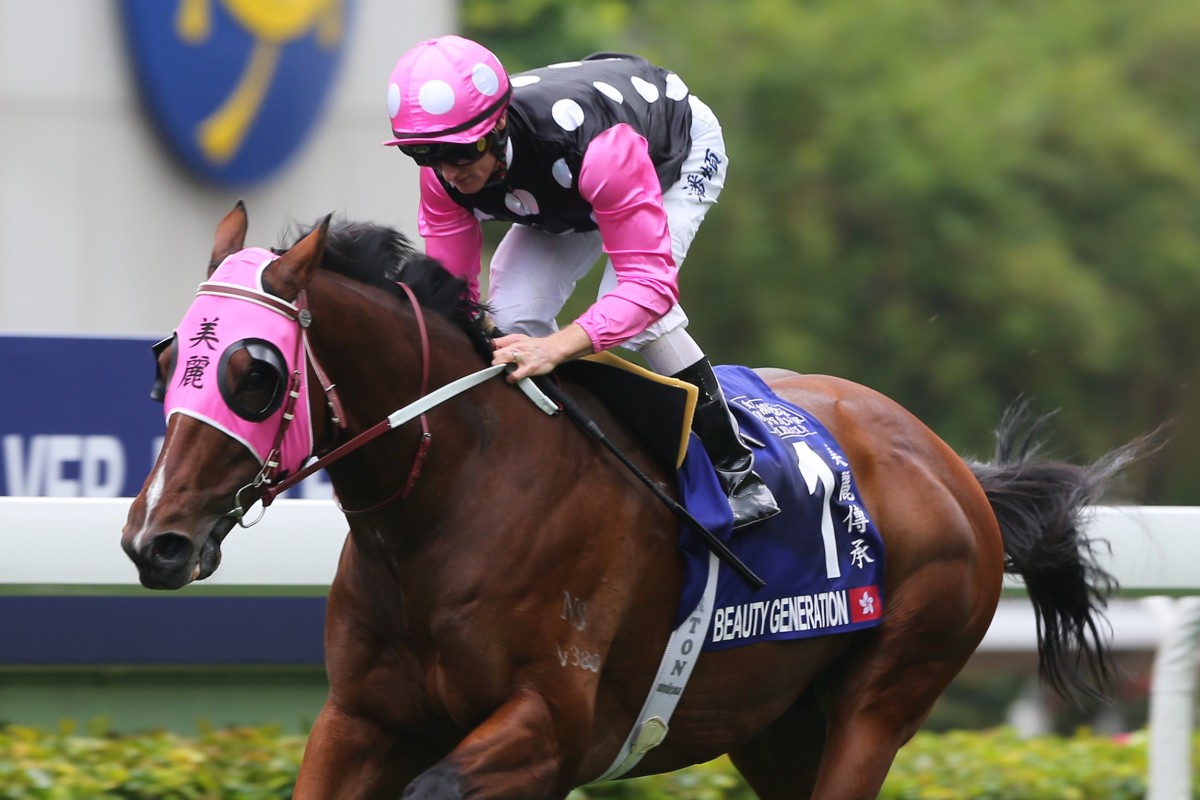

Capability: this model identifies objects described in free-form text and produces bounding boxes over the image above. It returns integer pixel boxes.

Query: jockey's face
[437,151,502,195]
[435,116,507,195]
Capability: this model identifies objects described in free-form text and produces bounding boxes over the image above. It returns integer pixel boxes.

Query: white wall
[0,0,453,336]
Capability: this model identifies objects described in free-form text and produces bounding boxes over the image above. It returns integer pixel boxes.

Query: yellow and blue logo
[121,0,353,186]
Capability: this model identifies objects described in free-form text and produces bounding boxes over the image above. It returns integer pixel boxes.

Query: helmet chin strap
[489,125,509,161]
[483,122,511,187]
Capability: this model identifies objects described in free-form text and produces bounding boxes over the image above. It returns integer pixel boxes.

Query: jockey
[384,35,778,529]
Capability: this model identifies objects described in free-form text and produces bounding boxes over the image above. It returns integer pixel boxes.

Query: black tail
[967,400,1153,705]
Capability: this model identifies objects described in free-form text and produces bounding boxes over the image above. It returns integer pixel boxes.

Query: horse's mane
[281,219,495,360]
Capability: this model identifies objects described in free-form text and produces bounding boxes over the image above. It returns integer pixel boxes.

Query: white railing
[2,500,1193,592]
[0,499,1196,794]
[1,497,344,591]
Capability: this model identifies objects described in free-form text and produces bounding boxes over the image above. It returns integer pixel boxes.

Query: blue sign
[2,336,162,497]
[1,335,333,667]
[0,596,326,665]
[119,0,355,186]
[0,335,331,499]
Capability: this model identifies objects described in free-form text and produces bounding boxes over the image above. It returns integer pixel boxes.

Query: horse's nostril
[145,533,193,569]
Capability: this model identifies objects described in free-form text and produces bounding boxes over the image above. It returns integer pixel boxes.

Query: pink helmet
[384,35,512,146]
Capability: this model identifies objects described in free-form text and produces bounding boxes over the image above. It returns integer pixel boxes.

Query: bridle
[247,282,430,519]
[222,281,556,525]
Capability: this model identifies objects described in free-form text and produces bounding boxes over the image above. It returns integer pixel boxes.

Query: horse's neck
[316,300,541,527]
[324,358,680,647]
[311,281,479,425]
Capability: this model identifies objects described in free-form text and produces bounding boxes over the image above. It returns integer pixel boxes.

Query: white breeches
[488,95,727,376]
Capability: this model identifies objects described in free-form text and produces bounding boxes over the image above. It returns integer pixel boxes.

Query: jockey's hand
[492,324,594,383]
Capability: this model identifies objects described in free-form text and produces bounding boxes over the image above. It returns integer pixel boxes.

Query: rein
[226,282,557,525]
[255,282,434,516]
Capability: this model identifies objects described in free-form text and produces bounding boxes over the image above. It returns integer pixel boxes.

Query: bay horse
[122,202,1143,799]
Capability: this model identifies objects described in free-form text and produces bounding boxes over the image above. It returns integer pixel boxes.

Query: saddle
[553,351,698,471]
[553,355,886,640]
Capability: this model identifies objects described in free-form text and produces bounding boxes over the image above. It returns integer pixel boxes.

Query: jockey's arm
[417,167,484,303]
[573,124,680,353]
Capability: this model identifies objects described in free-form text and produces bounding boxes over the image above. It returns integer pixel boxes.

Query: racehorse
[122,202,1145,799]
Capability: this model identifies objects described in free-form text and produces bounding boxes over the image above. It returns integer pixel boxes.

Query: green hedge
[0,722,302,800]
[578,729,1199,800]
[0,723,1196,799]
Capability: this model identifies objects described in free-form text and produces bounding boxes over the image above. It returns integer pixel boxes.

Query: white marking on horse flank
[556,643,601,673]
[561,591,587,631]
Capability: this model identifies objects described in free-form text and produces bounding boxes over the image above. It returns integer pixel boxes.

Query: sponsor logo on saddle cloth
[162,248,314,476]
[673,366,885,650]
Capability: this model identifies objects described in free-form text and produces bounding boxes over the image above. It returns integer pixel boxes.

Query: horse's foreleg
[294,699,413,800]
[403,686,575,800]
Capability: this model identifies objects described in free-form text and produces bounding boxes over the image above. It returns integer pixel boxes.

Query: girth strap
[593,551,720,783]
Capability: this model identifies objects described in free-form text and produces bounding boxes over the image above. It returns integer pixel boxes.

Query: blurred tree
[463,0,1200,503]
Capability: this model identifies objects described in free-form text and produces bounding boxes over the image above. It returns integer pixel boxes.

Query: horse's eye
[218,338,287,421]
[243,363,275,392]
[238,361,283,415]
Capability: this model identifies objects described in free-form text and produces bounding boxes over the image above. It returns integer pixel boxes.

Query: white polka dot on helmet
[383,35,512,147]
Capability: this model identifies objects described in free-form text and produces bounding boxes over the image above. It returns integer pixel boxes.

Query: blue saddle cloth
[676,366,886,650]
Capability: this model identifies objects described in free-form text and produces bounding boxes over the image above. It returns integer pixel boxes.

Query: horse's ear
[210,200,249,276]
[267,214,331,301]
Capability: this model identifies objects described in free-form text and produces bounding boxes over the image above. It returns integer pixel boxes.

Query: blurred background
[464,0,1200,506]
[0,0,439,337]
[1,0,1196,755]
[4,0,1195,500]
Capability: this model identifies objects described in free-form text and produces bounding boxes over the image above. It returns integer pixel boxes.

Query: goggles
[397,135,492,168]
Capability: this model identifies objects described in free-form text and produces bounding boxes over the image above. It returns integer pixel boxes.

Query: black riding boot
[673,358,780,529]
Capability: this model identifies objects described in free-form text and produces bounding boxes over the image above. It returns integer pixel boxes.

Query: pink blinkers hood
[163,247,313,475]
